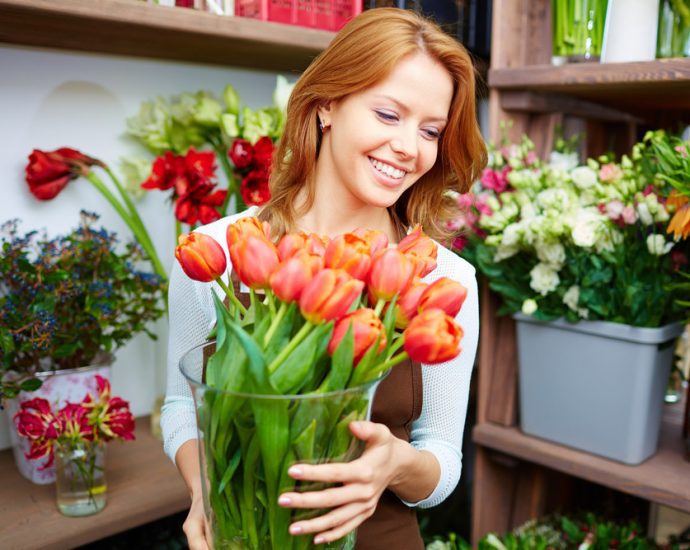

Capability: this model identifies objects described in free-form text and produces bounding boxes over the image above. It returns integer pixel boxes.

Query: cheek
[418,141,439,174]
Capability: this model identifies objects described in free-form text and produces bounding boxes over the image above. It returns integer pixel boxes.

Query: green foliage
[0,211,166,399]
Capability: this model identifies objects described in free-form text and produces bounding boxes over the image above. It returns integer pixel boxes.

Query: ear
[316,101,333,127]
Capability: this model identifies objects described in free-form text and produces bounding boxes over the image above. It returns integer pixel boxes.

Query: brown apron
[226,274,425,550]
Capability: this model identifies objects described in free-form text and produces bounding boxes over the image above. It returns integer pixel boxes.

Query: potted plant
[0,210,165,482]
[453,133,690,464]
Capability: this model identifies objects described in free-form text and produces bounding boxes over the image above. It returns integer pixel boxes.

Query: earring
[319,119,324,131]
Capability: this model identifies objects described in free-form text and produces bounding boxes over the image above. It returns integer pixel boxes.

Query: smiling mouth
[369,157,407,180]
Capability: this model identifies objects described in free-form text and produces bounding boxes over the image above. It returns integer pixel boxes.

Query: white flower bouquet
[452,135,690,327]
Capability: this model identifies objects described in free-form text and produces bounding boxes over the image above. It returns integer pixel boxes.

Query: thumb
[349,420,387,443]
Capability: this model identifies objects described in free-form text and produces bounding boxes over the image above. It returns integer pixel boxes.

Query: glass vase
[55,440,107,517]
[180,341,387,550]
[657,0,690,58]
[552,0,609,64]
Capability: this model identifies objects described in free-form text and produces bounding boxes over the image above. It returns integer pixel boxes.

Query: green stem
[386,335,405,360]
[216,277,248,317]
[264,301,287,347]
[84,171,167,282]
[374,298,386,317]
[265,291,277,318]
[211,139,244,215]
[365,351,409,382]
[267,321,314,374]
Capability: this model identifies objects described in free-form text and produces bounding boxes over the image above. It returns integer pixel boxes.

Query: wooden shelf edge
[0,0,334,71]
[489,58,690,89]
[472,403,690,514]
[0,416,189,550]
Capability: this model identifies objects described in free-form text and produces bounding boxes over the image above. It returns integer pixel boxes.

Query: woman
[162,7,485,549]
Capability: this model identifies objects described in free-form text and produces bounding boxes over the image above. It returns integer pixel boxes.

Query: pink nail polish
[278,495,291,506]
[288,466,303,477]
[314,535,325,544]
[290,525,303,535]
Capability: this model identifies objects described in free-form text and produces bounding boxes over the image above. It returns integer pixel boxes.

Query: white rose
[536,240,566,268]
[571,166,598,189]
[571,210,602,248]
[501,223,522,247]
[646,234,673,256]
[522,298,538,315]
[529,262,560,296]
[563,285,580,312]
[494,243,519,262]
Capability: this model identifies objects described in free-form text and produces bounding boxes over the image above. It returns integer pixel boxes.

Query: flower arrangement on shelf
[127,76,292,235]
[452,131,690,328]
[0,211,166,400]
[14,375,135,516]
[175,217,467,548]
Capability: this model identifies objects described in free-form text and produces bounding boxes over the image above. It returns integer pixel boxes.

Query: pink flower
[604,200,624,219]
[457,192,474,209]
[480,168,508,193]
[675,144,689,159]
[82,375,136,441]
[13,398,59,469]
[621,205,638,225]
[599,163,623,183]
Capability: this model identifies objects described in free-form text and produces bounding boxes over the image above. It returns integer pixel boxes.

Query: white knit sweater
[160,206,479,508]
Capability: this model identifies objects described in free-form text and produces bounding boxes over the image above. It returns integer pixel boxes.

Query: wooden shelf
[0,0,335,71]
[0,416,189,550]
[489,58,690,111]
[473,401,690,514]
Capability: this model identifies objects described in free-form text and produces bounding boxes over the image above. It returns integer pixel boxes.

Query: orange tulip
[328,308,387,365]
[269,253,314,303]
[226,216,271,248]
[394,279,428,329]
[229,235,280,289]
[299,269,364,324]
[324,233,372,281]
[398,224,438,277]
[418,277,468,318]
[277,231,328,260]
[403,308,463,364]
[175,232,227,282]
[352,228,389,255]
[368,248,415,302]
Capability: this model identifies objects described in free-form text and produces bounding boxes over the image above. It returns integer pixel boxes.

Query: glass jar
[552,0,610,64]
[55,440,107,517]
[657,0,690,58]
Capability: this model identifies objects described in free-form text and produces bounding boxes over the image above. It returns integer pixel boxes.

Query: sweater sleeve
[401,246,479,508]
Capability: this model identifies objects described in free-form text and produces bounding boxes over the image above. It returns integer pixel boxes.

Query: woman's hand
[183,494,210,550]
[277,420,404,545]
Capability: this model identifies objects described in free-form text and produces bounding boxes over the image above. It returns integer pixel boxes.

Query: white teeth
[370,158,406,179]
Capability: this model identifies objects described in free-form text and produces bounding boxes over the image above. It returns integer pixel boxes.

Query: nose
[390,127,417,160]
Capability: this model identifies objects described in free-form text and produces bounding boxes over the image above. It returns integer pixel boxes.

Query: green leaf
[217,447,241,495]
[292,419,316,461]
[19,378,42,392]
[319,322,354,392]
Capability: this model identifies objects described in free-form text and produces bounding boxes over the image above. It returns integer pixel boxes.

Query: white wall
[0,44,285,449]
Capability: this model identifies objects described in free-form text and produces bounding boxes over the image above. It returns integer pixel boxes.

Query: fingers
[288,501,374,541]
[279,482,376,509]
[287,460,375,484]
[183,500,210,550]
[313,511,371,546]
[348,420,390,443]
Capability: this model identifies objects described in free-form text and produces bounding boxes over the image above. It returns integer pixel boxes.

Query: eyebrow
[373,94,448,124]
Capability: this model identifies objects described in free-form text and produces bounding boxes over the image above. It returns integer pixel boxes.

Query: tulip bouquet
[175,217,467,549]
[14,375,134,513]
[453,133,690,327]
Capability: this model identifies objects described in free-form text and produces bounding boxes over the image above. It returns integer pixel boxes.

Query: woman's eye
[422,128,441,140]
[375,110,398,122]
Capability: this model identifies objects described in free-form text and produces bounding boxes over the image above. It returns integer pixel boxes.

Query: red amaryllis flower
[25,147,100,200]
[229,139,254,169]
[176,232,227,283]
[142,149,216,192]
[175,185,227,225]
[82,375,135,441]
[252,137,274,169]
[14,397,59,468]
[328,308,387,365]
[240,169,271,206]
[403,308,463,364]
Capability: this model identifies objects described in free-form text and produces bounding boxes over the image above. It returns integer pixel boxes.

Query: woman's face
[316,52,454,210]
